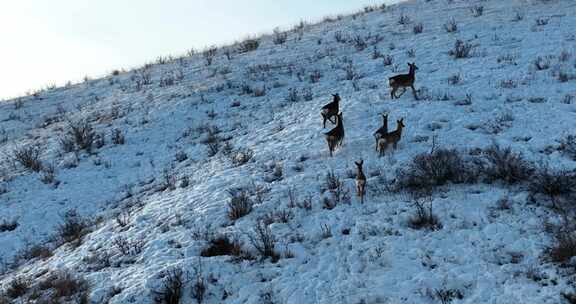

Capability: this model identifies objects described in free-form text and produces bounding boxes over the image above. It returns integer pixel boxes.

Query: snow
[1,0,576,303]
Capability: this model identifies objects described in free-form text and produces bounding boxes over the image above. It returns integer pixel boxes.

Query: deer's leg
[411,85,419,100]
[396,87,406,98]
[322,113,326,128]
[390,87,396,99]
[393,141,398,150]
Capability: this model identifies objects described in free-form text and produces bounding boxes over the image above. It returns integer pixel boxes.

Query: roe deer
[389,63,419,100]
[324,112,344,157]
[377,118,405,157]
[355,160,366,203]
[372,113,388,151]
[321,94,340,128]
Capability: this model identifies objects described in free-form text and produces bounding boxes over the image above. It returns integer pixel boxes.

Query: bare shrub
[559,50,572,62]
[471,5,483,17]
[227,190,253,220]
[60,120,96,153]
[112,129,125,145]
[309,70,322,83]
[558,71,573,83]
[444,18,458,32]
[449,40,473,59]
[352,35,367,51]
[535,17,549,26]
[383,55,393,66]
[38,271,90,303]
[13,145,43,172]
[0,219,18,232]
[228,147,254,166]
[152,268,184,304]
[40,163,57,185]
[5,277,30,299]
[334,31,347,43]
[248,221,279,262]
[17,244,53,262]
[320,223,332,239]
[546,232,576,264]
[558,135,576,160]
[343,62,360,80]
[530,165,576,204]
[398,14,411,25]
[273,28,288,45]
[322,171,351,209]
[116,211,131,228]
[190,266,206,304]
[161,167,177,192]
[113,236,146,256]
[408,199,442,231]
[500,79,517,89]
[429,287,464,304]
[57,209,90,246]
[202,46,217,66]
[447,73,461,85]
[482,144,533,184]
[285,88,300,102]
[238,38,260,53]
[175,151,188,162]
[200,235,244,257]
[413,23,423,34]
[302,87,313,101]
[483,111,514,134]
[397,149,475,195]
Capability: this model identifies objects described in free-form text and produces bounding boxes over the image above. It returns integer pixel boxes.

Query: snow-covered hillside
[1,0,576,303]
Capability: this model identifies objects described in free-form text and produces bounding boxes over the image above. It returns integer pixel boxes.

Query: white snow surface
[1,0,576,303]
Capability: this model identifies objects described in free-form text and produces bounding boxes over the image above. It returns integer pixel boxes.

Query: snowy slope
[1,0,576,303]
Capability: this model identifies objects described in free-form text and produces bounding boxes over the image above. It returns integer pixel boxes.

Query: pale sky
[0,1,400,100]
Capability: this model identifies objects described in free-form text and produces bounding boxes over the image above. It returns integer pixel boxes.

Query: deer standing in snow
[373,113,388,151]
[324,112,344,157]
[355,160,366,203]
[389,63,419,100]
[377,118,405,157]
[321,94,340,128]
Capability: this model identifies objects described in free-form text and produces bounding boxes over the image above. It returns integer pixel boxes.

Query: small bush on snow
[529,165,576,204]
[0,219,19,232]
[413,23,423,34]
[546,232,576,264]
[60,120,97,153]
[13,145,43,172]
[444,18,458,32]
[36,271,90,303]
[227,189,253,220]
[482,144,533,184]
[273,28,288,45]
[200,235,247,258]
[248,221,279,262]
[151,267,184,304]
[238,38,260,53]
[558,135,576,160]
[396,149,476,195]
[449,40,474,59]
[407,199,442,231]
[5,277,30,299]
[57,209,91,247]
